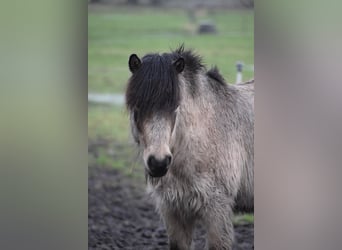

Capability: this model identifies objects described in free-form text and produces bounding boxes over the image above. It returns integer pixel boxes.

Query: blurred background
[88,0,254,174]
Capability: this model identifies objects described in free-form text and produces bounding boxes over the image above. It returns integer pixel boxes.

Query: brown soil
[88,166,254,250]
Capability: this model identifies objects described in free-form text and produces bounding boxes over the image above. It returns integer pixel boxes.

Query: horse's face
[127,53,184,178]
[130,111,178,177]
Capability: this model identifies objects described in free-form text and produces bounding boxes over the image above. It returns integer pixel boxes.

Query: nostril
[165,155,172,166]
[147,155,157,169]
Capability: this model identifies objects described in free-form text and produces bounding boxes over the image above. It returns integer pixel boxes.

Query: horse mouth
[147,168,168,178]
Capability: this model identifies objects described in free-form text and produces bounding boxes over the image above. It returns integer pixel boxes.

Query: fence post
[236,61,244,84]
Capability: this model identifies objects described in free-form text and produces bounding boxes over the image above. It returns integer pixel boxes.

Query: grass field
[88,5,254,143]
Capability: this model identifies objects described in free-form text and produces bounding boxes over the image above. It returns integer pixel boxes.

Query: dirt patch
[88,166,254,250]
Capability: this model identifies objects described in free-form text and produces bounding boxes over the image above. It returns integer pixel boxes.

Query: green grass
[88,104,130,143]
[233,213,254,225]
[88,6,253,142]
[89,144,144,179]
[88,6,254,93]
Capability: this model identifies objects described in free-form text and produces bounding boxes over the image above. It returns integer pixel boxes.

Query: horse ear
[129,54,141,73]
[173,57,185,73]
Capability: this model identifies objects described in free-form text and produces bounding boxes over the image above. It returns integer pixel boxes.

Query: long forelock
[126,46,205,129]
[126,53,180,129]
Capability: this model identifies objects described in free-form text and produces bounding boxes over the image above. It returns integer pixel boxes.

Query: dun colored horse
[126,46,254,250]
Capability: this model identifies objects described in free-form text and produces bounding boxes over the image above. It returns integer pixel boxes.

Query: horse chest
[150,175,210,215]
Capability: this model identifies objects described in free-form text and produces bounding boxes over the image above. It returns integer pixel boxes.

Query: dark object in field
[197,21,217,34]
[126,45,254,249]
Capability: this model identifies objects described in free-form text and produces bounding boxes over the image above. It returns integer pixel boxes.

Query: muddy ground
[88,165,254,250]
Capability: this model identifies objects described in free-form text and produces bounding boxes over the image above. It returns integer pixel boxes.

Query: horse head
[126,52,184,177]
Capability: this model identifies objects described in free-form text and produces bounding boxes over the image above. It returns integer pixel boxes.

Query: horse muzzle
[146,155,172,177]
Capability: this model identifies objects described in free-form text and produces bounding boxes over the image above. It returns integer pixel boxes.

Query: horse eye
[133,110,144,133]
[131,111,141,144]
[133,110,138,123]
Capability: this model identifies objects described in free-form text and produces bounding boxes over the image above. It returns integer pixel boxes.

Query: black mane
[125,46,204,129]
[126,46,229,129]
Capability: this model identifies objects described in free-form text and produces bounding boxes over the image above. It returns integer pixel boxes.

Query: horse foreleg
[161,210,195,250]
[204,199,235,250]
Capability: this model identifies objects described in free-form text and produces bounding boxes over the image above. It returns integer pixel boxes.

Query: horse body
[126,46,254,250]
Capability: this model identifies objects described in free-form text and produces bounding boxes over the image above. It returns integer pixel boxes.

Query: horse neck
[174,79,217,141]
[175,74,242,141]
[179,74,218,117]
